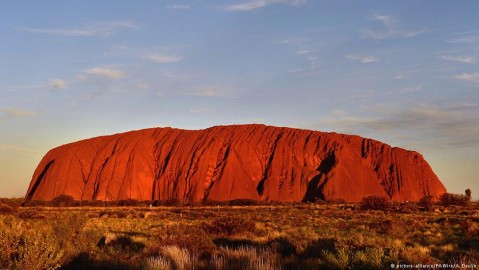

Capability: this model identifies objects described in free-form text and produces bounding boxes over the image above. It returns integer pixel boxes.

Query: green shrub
[360,196,391,211]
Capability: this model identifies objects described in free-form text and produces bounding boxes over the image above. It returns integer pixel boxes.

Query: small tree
[51,194,76,207]
[418,195,434,211]
[466,189,472,200]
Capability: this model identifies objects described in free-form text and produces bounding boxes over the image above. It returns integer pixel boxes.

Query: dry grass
[1,201,479,269]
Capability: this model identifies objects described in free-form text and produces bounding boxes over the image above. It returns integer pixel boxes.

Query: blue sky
[1,0,478,198]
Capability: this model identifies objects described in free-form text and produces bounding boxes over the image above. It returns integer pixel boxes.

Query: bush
[360,196,391,211]
[419,195,434,211]
[439,193,470,207]
[0,197,24,208]
[22,199,47,207]
[203,216,256,236]
[148,225,215,255]
[0,203,15,214]
[18,210,45,219]
[51,194,76,207]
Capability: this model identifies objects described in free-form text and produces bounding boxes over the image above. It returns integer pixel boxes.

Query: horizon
[1,1,479,198]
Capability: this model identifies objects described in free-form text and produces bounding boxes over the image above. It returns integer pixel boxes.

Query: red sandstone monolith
[26,124,446,202]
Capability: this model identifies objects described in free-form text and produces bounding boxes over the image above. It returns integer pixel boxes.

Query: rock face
[26,124,446,202]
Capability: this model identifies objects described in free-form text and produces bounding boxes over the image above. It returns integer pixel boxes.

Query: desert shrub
[0,217,63,270]
[396,202,419,213]
[49,212,103,263]
[328,198,347,204]
[440,193,470,207]
[150,225,215,255]
[161,245,197,270]
[419,195,434,211]
[0,197,24,208]
[319,247,391,270]
[203,216,256,236]
[229,199,262,206]
[213,246,279,270]
[360,196,391,211]
[51,194,76,207]
[89,200,106,207]
[154,198,181,206]
[23,199,47,207]
[144,255,171,270]
[0,203,15,214]
[18,209,45,219]
[13,229,64,270]
[116,199,140,207]
[101,235,145,254]
[267,236,297,256]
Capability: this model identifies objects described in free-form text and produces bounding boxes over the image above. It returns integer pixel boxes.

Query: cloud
[455,73,479,84]
[133,82,149,89]
[321,103,479,149]
[0,144,36,154]
[346,55,379,63]
[400,85,422,93]
[48,79,67,89]
[394,75,403,80]
[1,108,38,117]
[225,0,306,11]
[362,14,425,40]
[85,67,126,79]
[147,53,183,63]
[189,108,210,113]
[440,55,476,64]
[196,87,218,97]
[167,4,190,9]
[17,21,139,37]
[296,49,311,55]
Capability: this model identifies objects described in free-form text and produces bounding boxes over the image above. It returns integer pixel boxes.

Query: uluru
[26,124,446,202]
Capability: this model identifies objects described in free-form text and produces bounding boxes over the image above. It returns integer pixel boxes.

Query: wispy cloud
[146,53,183,63]
[440,55,476,64]
[48,79,67,89]
[225,0,306,12]
[346,55,379,63]
[321,103,479,149]
[362,14,425,40]
[189,108,210,114]
[0,144,37,154]
[445,31,479,44]
[1,108,38,117]
[167,4,190,9]
[85,67,126,79]
[400,85,422,93]
[17,21,139,37]
[296,49,311,55]
[455,72,479,84]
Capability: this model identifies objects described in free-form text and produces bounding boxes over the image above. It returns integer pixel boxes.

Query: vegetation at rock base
[1,196,479,269]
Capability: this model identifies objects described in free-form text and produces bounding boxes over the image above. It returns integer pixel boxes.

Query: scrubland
[1,195,479,270]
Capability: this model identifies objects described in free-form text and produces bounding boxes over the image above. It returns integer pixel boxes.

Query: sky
[1,1,478,198]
